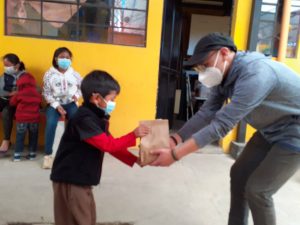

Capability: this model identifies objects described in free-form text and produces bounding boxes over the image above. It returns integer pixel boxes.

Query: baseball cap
[184,32,237,67]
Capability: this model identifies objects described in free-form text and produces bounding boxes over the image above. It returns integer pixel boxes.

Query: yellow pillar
[220,0,253,153]
[278,0,292,62]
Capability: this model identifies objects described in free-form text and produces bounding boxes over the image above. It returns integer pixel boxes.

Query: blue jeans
[44,102,78,155]
[15,122,39,154]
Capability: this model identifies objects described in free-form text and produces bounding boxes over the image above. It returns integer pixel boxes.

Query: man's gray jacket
[178,51,300,151]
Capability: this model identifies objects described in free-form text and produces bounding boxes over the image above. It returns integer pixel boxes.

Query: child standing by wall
[51,70,149,225]
[10,73,42,161]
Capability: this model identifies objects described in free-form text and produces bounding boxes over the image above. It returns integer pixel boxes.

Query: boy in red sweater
[50,70,149,225]
[10,73,42,161]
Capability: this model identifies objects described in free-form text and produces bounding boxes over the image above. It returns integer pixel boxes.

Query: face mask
[94,94,117,115]
[103,99,116,115]
[4,66,17,75]
[198,51,227,88]
[57,58,71,70]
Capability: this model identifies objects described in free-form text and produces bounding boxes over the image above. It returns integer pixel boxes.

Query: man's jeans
[15,122,39,154]
[228,132,300,225]
[44,102,78,155]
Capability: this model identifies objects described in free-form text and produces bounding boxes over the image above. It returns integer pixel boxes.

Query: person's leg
[0,104,15,151]
[228,132,272,225]
[44,106,60,155]
[53,182,76,225]
[69,184,96,225]
[63,102,78,120]
[245,144,300,225]
[14,123,27,161]
[28,123,39,160]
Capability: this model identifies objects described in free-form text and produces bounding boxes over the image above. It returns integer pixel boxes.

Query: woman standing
[43,47,82,169]
[0,54,27,153]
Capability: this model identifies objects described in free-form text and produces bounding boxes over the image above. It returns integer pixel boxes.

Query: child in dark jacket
[50,70,149,225]
[10,73,42,161]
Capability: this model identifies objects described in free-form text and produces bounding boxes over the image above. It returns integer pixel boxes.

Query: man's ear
[220,47,231,59]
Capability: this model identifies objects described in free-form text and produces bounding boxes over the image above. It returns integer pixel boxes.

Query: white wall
[188,14,231,55]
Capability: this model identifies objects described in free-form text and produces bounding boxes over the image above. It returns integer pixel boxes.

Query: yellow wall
[0,1,164,144]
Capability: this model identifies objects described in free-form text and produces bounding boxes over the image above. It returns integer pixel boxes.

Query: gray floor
[0,142,300,225]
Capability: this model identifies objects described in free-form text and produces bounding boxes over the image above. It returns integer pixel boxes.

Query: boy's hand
[134,124,150,138]
[136,156,144,168]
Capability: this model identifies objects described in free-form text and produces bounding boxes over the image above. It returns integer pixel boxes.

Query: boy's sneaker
[26,152,36,161]
[42,155,53,169]
[13,154,21,162]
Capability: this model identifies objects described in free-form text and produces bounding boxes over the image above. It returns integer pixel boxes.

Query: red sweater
[84,131,138,166]
[10,73,42,123]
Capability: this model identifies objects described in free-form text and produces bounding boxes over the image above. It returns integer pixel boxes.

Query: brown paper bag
[139,119,169,166]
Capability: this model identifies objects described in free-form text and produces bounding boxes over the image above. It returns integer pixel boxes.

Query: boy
[10,73,42,161]
[50,70,149,225]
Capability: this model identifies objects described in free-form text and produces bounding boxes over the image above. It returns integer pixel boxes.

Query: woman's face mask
[4,66,17,75]
[57,58,71,70]
[197,51,227,88]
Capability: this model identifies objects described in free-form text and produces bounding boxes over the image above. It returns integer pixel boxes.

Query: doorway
[156,0,233,130]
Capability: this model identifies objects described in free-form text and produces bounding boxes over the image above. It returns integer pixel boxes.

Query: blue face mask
[57,58,71,70]
[103,99,116,115]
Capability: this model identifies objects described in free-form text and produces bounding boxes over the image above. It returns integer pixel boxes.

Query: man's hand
[150,148,175,167]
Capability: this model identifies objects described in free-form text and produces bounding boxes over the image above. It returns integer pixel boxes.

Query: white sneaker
[42,155,53,169]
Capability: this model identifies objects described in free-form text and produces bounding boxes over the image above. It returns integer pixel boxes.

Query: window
[287,1,300,57]
[5,0,149,47]
[248,0,300,58]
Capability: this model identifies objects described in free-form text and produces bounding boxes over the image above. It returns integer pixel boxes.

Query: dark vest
[50,102,109,186]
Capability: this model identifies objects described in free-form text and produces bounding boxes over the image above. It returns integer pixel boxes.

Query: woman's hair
[81,70,120,102]
[3,53,25,71]
[52,47,73,69]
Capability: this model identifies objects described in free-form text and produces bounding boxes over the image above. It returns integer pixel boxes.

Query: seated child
[10,73,42,161]
[50,70,149,225]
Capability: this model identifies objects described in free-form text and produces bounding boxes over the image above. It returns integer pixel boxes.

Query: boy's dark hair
[52,47,73,69]
[81,70,120,102]
[3,53,25,71]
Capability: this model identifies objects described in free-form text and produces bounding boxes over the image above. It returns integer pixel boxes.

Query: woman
[42,47,82,169]
[0,54,27,153]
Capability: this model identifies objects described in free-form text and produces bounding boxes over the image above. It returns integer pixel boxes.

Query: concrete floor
[0,144,300,225]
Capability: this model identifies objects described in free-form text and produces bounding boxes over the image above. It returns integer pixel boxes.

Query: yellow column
[220,0,253,153]
[278,0,292,62]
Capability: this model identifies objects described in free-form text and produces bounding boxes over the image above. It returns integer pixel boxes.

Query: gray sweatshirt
[178,51,300,151]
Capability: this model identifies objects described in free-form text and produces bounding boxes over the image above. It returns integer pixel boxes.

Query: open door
[156,0,233,129]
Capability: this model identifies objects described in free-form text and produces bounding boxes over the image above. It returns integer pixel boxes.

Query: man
[150,33,300,225]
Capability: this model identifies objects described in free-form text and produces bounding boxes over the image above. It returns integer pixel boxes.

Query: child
[0,53,27,153]
[10,73,42,161]
[42,47,82,169]
[50,70,149,225]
